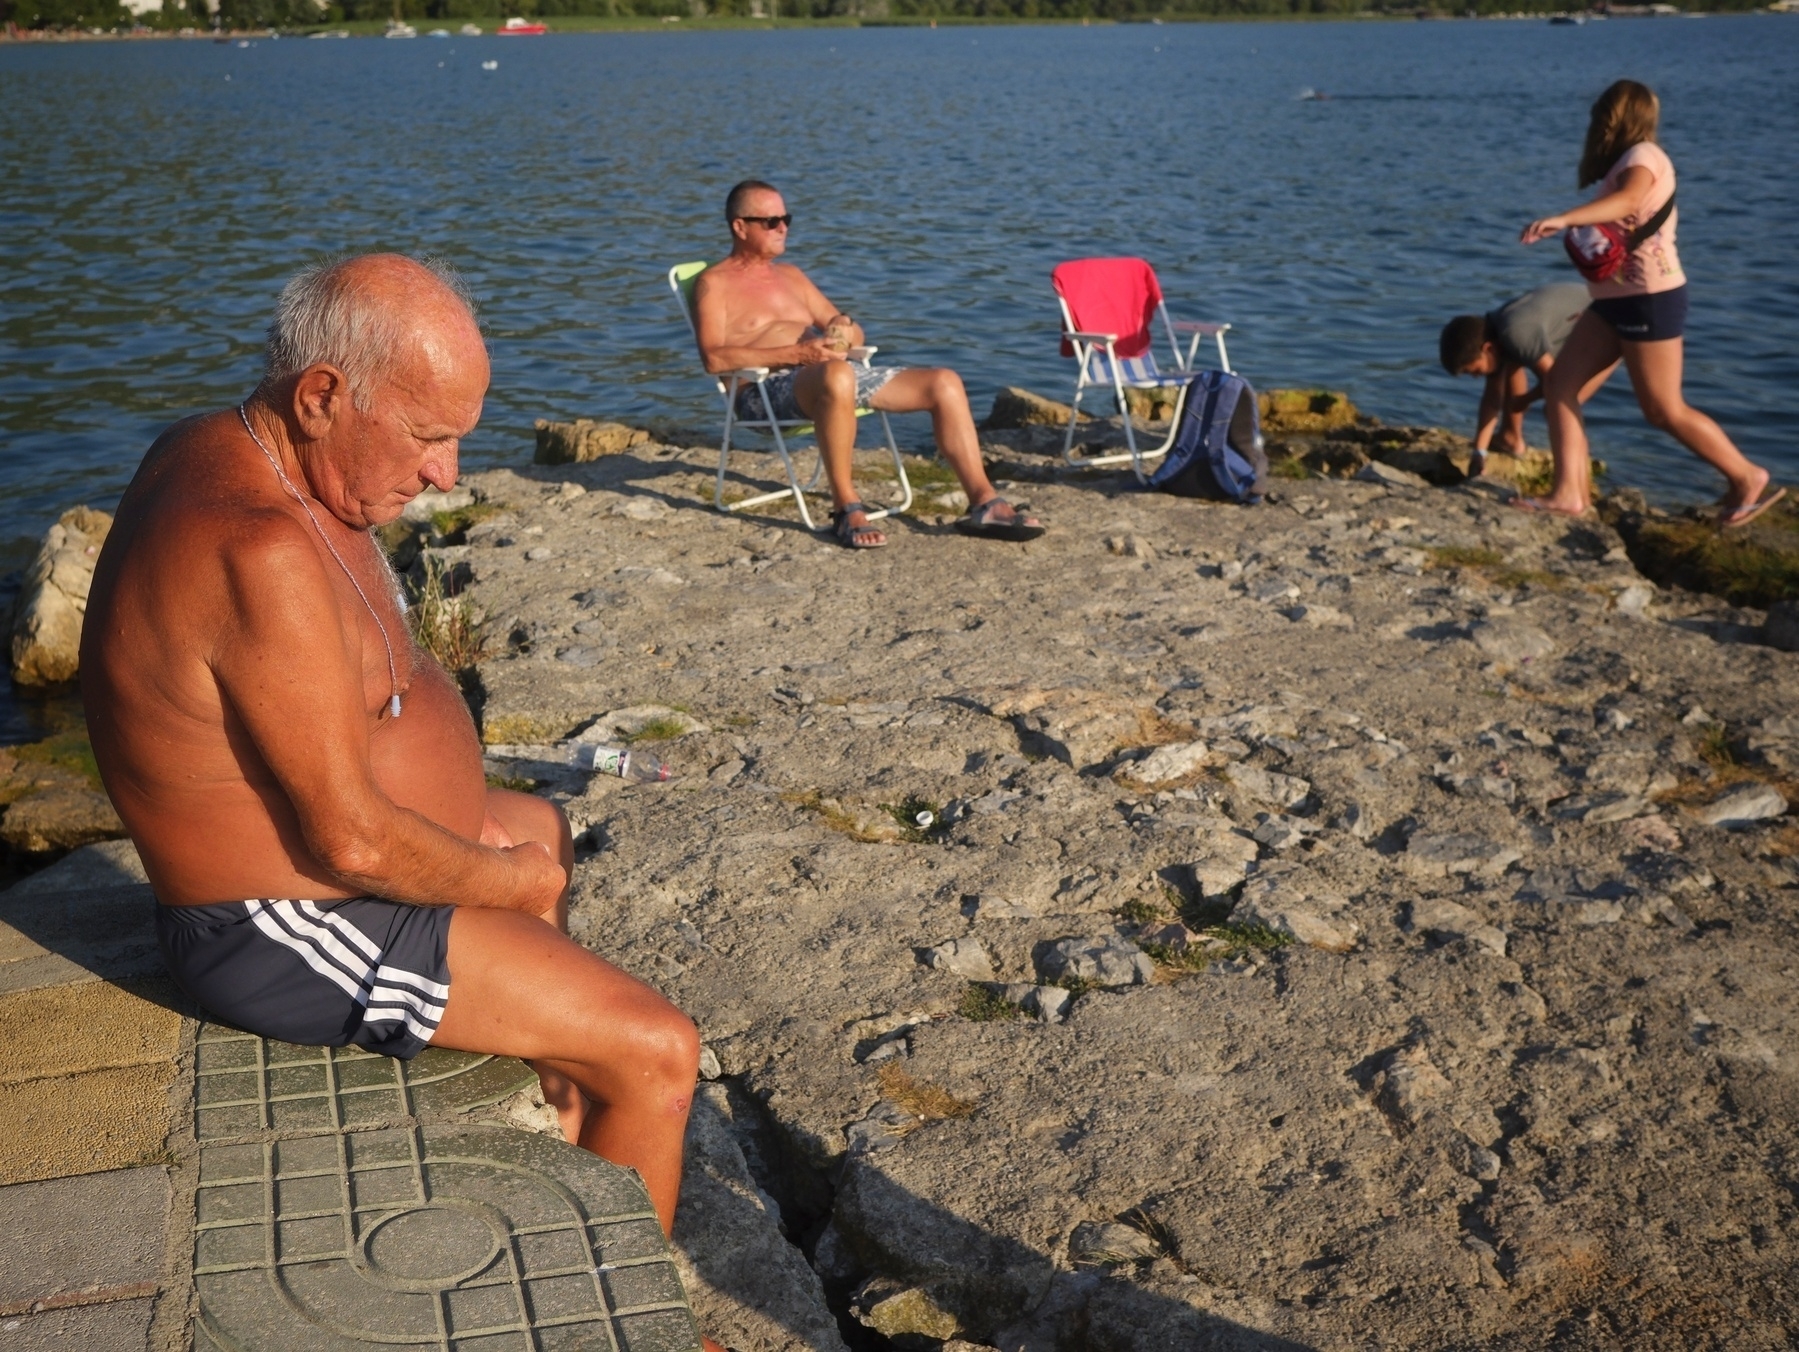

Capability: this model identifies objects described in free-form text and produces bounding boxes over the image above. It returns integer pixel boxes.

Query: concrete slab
[0,982,183,1186]
[193,1026,539,1138]
[0,1295,155,1350]
[192,1124,702,1352]
[0,884,162,996]
[0,1165,168,1307]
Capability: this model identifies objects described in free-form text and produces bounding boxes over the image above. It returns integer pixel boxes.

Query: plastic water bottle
[571,743,672,783]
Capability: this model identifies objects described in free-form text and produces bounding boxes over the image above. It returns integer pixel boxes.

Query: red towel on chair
[1053,257,1163,360]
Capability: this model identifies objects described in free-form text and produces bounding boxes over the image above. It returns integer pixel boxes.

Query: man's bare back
[84,408,493,906]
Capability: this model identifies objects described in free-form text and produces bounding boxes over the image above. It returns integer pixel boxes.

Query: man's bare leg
[431,906,700,1225]
[871,368,1035,528]
[482,788,589,1143]
[791,360,885,545]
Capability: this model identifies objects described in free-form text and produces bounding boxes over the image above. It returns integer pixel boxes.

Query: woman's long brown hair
[1580,80,1660,188]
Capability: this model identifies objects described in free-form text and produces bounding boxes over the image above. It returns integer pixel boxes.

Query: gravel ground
[440,435,1798,1352]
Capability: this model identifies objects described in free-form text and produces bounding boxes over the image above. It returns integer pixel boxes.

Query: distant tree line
[2,0,1762,33]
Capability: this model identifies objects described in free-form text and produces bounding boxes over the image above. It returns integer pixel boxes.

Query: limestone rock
[1766,600,1799,653]
[919,937,995,982]
[1224,763,1311,809]
[1354,459,1429,490]
[0,786,125,855]
[399,486,474,524]
[1695,781,1788,829]
[984,386,1083,430]
[1229,890,1358,952]
[1405,899,1507,956]
[1037,935,1154,987]
[852,1278,961,1340]
[1467,617,1555,666]
[833,1160,1055,1337]
[573,704,708,742]
[1374,1045,1450,1128]
[1190,857,1250,898]
[673,1086,851,1352]
[1283,602,1354,629]
[1404,832,1522,879]
[1121,740,1207,787]
[533,418,651,464]
[1554,792,1649,825]
[984,688,1146,770]
[1068,1220,1162,1264]
[9,506,111,686]
[1258,388,1359,434]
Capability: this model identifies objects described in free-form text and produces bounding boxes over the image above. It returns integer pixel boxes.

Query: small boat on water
[1548,13,1587,23]
[384,20,416,36]
[496,16,547,34]
[459,22,481,33]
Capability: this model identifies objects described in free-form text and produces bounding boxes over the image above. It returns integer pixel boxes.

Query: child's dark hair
[1439,315,1490,374]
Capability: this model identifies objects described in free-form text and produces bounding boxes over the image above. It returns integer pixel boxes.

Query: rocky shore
[6,394,1799,1349]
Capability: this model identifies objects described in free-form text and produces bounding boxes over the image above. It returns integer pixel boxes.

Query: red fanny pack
[1564,193,1676,283]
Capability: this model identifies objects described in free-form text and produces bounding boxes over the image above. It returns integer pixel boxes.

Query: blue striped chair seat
[1082,350,1189,387]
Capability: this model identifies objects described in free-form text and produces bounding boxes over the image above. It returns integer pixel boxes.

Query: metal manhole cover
[193,1123,700,1351]
[194,1026,538,1138]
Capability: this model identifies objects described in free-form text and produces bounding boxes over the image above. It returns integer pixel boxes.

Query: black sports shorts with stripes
[156,898,454,1060]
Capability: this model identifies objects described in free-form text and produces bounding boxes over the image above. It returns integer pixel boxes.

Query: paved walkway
[0,843,702,1352]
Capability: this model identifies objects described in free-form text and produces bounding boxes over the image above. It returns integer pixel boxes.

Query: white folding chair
[1052,256,1233,483]
[667,262,912,530]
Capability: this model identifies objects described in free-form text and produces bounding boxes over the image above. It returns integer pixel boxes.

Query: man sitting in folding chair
[690,179,1044,549]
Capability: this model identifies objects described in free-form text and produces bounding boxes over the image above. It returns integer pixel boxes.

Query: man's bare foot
[1511,495,1591,519]
[830,502,886,549]
[955,495,1046,542]
[533,1064,589,1143]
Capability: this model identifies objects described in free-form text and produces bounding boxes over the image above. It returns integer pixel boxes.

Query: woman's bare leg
[1524,309,1621,515]
[1622,336,1770,509]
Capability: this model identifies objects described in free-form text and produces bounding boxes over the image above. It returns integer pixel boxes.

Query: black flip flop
[955,496,1046,542]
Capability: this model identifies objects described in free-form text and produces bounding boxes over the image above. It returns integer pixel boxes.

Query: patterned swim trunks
[733,363,901,424]
[157,897,453,1060]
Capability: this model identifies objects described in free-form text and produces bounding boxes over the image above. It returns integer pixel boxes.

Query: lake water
[3,18,1797,568]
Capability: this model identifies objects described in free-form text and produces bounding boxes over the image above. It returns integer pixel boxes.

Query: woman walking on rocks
[1516,79,1783,524]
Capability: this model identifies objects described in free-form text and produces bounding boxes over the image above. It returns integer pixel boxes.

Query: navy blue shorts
[1590,285,1688,343]
[157,898,453,1060]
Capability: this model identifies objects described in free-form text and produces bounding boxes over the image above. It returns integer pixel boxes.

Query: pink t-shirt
[1589,141,1685,300]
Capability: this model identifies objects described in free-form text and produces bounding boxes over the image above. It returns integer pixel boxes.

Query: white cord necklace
[238,404,403,719]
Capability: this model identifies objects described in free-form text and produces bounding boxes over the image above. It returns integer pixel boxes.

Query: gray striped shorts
[156,898,453,1060]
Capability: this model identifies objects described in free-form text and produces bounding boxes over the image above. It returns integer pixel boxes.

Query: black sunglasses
[736,214,792,230]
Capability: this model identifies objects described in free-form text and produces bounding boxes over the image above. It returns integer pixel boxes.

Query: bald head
[262,253,485,412]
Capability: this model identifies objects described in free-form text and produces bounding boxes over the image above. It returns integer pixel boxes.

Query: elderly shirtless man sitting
[83,255,728,1351]
[692,179,1044,549]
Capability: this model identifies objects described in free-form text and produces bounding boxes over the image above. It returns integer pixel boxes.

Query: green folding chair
[668,262,912,530]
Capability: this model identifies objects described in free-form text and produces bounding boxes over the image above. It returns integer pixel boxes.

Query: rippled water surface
[3,17,1797,567]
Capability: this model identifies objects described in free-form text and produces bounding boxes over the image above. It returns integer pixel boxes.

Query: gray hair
[261,254,480,412]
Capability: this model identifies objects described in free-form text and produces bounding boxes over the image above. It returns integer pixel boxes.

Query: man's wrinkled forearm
[312,802,563,913]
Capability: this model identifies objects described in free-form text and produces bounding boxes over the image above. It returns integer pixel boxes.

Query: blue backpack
[1147,370,1269,505]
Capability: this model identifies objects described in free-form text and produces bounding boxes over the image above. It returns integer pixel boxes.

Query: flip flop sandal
[1510,496,1594,520]
[1719,485,1786,530]
[954,496,1046,542]
[829,502,887,549]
